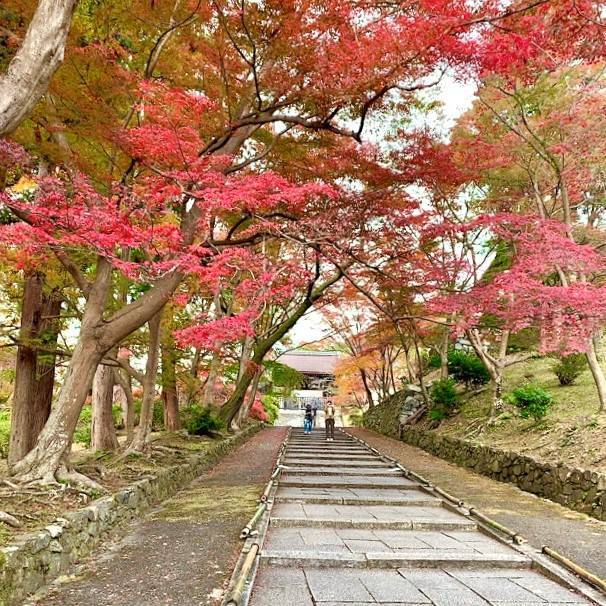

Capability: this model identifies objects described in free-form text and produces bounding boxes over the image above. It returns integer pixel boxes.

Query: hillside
[420,357,606,472]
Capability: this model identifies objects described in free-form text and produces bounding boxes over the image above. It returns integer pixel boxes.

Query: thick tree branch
[0,0,78,135]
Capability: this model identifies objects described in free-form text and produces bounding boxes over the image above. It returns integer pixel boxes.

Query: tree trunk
[129,312,162,451]
[9,274,61,466]
[113,368,135,442]
[184,348,201,406]
[439,328,449,379]
[10,260,114,481]
[10,335,104,480]
[161,309,180,431]
[586,336,606,413]
[359,369,374,408]
[413,338,429,405]
[0,0,78,135]
[233,366,262,430]
[202,352,220,409]
[91,363,118,451]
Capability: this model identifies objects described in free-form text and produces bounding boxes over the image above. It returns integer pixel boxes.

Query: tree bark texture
[113,369,135,442]
[586,336,606,413]
[233,366,262,429]
[91,363,118,451]
[160,308,180,430]
[10,260,113,481]
[130,312,162,451]
[0,0,78,135]
[9,273,61,466]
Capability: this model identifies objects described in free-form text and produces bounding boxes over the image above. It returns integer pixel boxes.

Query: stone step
[275,487,436,505]
[282,459,390,468]
[287,442,354,448]
[274,494,440,506]
[270,517,476,531]
[260,550,530,569]
[289,437,349,442]
[249,565,593,606]
[280,475,417,488]
[285,450,374,457]
[270,502,475,531]
[281,467,402,477]
[286,442,372,454]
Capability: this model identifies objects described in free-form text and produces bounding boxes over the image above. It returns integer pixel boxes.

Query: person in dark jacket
[303,403,313,434]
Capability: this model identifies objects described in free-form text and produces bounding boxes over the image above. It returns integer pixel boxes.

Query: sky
[290,75,477,346]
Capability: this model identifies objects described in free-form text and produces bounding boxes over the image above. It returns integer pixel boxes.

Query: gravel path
[31,427,288,606]
[349,428,606,581]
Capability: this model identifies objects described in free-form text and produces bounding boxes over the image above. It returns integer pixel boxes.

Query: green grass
[434,357,606,471]
[0,408,9,458]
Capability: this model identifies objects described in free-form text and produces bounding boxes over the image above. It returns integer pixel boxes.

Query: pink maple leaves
[431,214,606,354]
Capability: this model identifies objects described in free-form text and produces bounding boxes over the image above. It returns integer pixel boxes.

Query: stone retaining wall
[397,427,606,522]
[0,424,261,606]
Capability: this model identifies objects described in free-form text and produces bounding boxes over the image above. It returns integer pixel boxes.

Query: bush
[0,409,10,458]
[74,404,123,447]
[448,350,490,388]
[429,378,459,420]
[427,351,442,369]
[348,409,364,427]
[506,385,553,421]
[261,395,280,425]
[552,353,587,386]
[181,405,224,436]
[249,397,269,422]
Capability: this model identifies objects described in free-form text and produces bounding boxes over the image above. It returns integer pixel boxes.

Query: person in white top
[324,400,336,441]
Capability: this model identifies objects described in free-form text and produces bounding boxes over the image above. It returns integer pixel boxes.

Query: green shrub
[506,385,553,421]
[0,409,10,458]
[181,405,224,436]
[74,404,122,447]
[429,378,459,420]
[348,409,364,427]
[427,351,442,369]
[552,353,587,386]
[448,350,490,388]
[261,396,280,425]
[428,407,448,422]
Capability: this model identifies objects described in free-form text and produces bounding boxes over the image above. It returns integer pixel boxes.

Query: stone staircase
[248,429,595,605]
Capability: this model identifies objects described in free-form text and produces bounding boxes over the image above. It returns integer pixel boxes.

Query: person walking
[303,402,313,434]
[325,399,336,441]
[312,403,318,428]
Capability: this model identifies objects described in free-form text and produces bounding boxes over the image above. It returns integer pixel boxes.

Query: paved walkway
[349,428,606,581]
[249,429,602,606]
[32,427,288,606]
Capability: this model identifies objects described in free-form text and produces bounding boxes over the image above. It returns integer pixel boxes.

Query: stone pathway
[349,428,606,581]
[249,429,601,606]
[32,427,287,606]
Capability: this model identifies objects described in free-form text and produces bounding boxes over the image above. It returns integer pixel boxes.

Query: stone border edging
[396,426,606,522]
[0,423,262,606]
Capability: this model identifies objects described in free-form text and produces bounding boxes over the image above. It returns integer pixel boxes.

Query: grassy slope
[431,357,606,472]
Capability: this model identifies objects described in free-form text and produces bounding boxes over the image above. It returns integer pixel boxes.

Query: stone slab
[279,475,419,488]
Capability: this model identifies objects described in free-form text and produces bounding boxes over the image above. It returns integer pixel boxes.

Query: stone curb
[0,424,262,606]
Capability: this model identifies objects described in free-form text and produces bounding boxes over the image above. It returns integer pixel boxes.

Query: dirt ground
[0,431,241,548]
[29,427,288,606]
[349,428,606,581]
